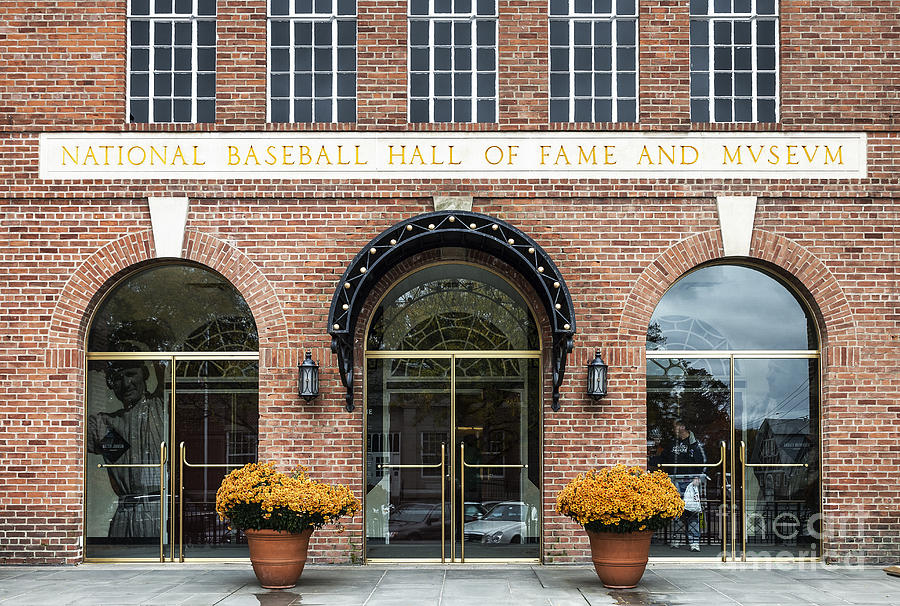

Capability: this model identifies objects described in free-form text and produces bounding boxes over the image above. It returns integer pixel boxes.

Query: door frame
[646,349,822,562]
[362,350,542,564]
[83,351,259,563]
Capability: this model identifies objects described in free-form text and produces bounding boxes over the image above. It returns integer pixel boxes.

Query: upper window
[690,0,778,123]
[367,264,538,351]
[408,0,498,123]
[128,0,216,123]
[549,0,638,123]
[89,264,258,353]
[269,0,357,123]
[648,264,817,351]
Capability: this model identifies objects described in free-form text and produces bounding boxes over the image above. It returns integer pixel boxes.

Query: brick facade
[0,0,897,565]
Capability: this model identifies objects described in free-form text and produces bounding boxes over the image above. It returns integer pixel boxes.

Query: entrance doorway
[363,264,541,562]
[646,264,821,561]
[84,265,259,561]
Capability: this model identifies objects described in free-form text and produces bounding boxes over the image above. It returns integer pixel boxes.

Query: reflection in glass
[367,264,538,351]
[86,359,171,559]
[89,265,258,353]
[737,358,819,558]
[647,358,729,558]
[176,360,258,558]
[648,265,816,351]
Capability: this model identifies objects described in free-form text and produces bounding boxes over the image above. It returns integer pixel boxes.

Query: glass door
[364,354,540,562]
[647,354,820,561]
[175,357,259,561]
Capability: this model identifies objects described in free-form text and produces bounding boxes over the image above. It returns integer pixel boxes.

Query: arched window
[85,264,258,562]
[646,264,820,561]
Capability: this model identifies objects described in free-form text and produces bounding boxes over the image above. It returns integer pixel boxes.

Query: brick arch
[617,229,859,351]
[46,229,289,352]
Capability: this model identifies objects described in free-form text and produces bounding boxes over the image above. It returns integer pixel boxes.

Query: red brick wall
[0,0,898,565]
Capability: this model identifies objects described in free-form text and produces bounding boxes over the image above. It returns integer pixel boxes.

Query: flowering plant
[556,465,684,534]
[215,462,360,534]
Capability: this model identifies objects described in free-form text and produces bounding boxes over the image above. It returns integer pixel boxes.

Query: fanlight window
[647,264,817,351]
[89,264,258,353]
[367,264,539,352]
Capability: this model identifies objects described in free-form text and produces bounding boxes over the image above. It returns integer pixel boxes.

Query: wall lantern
[298,351,319,401]
[586,350,608,400]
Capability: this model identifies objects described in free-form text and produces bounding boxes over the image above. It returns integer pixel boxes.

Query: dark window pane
[477,72,495,97]
[757,47,776,70]
[154,72,172,95]
[337,20,356,44]
[434,47,451,69]
[153,98,172,121]
[549,21,567,46]
[155,0,172,13]
[453,99,471,121]
[315,0,330,13]
[549,99,568,122]
[130,73,149,97]
[714,98,731,121]
[550,73,569,97]
[758,0,776,14]
[295,22,312,45]
[409,99,429,122]
[314,99,332,122]
[594,21,611,44]
[173,72,191,96]
[314,73,332,96]
[690,72,709,96]
[197,99,214,122]
[131,48,150,71]
[734,21,751,45]
[574,21,591,44]
[410,0,428,15]
[476,20,495,45]
[714,21,730,44]
[435,21,451,45]
[271,48,290,72]
[690,46,708,71]
[197,0,215,15]
[197,21,215,46]
[455,0,471,12]
[314,21,332,45]
[198,73,215,97]
[294,99,312,122]
[690,20,707,45]
[616,99,635,122]
[338,74,356,97]
[734,46,751,70]
[435,0,451,13]
[197,48,215,71]
[131,21,150,46]
[454,72,471,96]
[549,0,567,15]
[338,0,356,15]
[295,73,312,97]
[454,47,471,69]
[173,98,191,122]
[476,48,494,70]
[574,47,591,70]
[616,0,634,14]
[594,73,611,96]
[734,98,752,121]
[758,99,776,122]
[476,0,495,15]
[594,98,612,122]
[271,0,289,12]
[595,0,612,13]
[690,0,707,15]
[337,98,356,122]
[296,47,312,70]
[550,48,568,71]
[594,47,611,70]
[574,72,591,95]
[271,74,289,97]
[154,21,172,45]
[434,99,452,122]
[691,99,709,122]
[734,72,751,96]
[130,99,149,122]
[315,48,331,71]
[337,47,355,71]
[574,98,591,121]
[476,99,495,122]
[410,20,429,45]
[174,21,191,45]
[575,0,591,13]
[714,46,731,70]
[411,73,429,97]
[616,20,635,45]
[271,21,289,46]
[734,0,750,12]
[758,20,776,46]
[714,72,732,96]
[434,72,452,96]
[758,72,776,96]
[132,0,150,16]
[410,48,430,71]
[713,0,729,13]
[618,72,634,95]
[454,21,471,45]
[619,47,635,71]
[174,48,191,70]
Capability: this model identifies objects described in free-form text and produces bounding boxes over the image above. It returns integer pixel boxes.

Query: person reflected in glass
[88,360,166,538]
[682,476,703,552]
[664,418,706,548]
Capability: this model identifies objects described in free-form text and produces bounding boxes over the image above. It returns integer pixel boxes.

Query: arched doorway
[84,263,259,562]
[646,263,821,561]
[364,263,541,562]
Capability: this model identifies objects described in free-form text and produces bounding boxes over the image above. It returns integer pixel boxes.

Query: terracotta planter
[244,528,313,589]
[585,529,653,589]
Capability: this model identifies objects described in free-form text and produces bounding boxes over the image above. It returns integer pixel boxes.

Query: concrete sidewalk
[0,563,897,606]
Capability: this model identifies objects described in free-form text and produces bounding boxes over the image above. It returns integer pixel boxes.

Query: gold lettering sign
[39,133,867,180]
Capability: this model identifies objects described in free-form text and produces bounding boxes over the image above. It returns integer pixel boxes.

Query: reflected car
[464,501,486,522]
[463,501,535,544]
[388,502,448,541]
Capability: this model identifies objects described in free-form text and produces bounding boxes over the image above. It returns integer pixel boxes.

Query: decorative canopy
[327,210,576,411]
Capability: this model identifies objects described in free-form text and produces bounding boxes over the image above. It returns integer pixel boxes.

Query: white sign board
[39,132,867,180]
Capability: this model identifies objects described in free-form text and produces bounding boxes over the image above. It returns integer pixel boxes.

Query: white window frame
[126,0,216,123]
[548,0,639,123]
[408,1,498,123]
[690,0,779,123]
[267,0,358,123]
